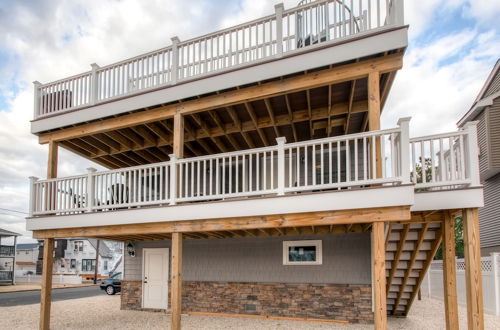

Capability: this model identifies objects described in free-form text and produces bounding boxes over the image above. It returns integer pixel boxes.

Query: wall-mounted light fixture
[127,242,135,257]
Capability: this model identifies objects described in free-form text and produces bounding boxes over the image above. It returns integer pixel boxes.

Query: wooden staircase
[385,221,443,316]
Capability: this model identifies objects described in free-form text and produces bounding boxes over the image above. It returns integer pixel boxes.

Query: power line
[0,207,28,215]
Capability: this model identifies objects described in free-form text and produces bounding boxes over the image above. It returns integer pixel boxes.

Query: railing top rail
[285,127,402,148]
[39,70,93,88]
[95,45,174,73]
[409,130,468,143]
[176,144,280,164]
[92,160,170,176]
[35,173,88,184]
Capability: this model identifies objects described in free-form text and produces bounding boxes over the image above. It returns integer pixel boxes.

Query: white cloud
[383,28,500,136]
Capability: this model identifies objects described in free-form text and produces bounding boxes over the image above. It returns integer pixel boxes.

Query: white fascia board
[26,185,414,231]
[411,187,484,212]
[31,27,408,134]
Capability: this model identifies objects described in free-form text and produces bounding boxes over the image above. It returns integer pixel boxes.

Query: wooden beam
[244,102,269,146]
[264,98,280,137]
[368,71,382,179]
[442,211,459,330]
[171,232,182,330]
[39,54,403,144]
[39,238,54,330]
[284,95,298,141]
[372,222,387,330]
[47,141,58,179]
[173,113,184,158]
[463,208,484,330]
[32,206,411,239]
[345,80,356,134]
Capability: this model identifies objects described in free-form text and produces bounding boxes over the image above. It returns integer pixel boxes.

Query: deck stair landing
[385,222,443,316]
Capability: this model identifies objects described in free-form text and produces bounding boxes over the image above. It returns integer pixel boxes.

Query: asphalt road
[0,285,104,307]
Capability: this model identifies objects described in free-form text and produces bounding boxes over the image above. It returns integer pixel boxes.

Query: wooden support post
[442,211,459,330]
[372,222,387,329]
[368,71,382,178]
[47,141,58,179]
[463,208,484,330]
[40,238,54,330]
[173,112,184,158]
[171,232,183,330]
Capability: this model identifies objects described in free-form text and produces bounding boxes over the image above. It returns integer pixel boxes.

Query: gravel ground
[1,294,500,330]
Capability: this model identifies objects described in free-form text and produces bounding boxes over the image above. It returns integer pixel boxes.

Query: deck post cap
[276,136,287,145]
[171,36,180,44]
[275,3,284,11]
[86,167,97,173]
[397,117,411,125]
[90,63,100,69]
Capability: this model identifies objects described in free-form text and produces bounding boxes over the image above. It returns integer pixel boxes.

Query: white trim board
[411,187,484,212]
[26,185,414,231]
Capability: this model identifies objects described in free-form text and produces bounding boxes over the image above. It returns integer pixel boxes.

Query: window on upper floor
[70,259,76,269]
[283,240,322,265]
[74,241,84,252]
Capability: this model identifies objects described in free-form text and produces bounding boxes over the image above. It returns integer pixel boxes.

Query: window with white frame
[283,240,322,265]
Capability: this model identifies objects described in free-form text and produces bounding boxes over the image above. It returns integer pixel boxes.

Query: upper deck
[31,0,406,134]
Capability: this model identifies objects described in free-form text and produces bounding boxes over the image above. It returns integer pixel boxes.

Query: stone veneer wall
[121,280,373,324]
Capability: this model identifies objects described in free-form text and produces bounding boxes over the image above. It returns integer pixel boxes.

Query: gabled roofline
[457,59,500,127]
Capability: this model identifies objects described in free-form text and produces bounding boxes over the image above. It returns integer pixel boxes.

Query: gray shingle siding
[484,70,500,98]
[479,173,500,248]
[124,233,371,285]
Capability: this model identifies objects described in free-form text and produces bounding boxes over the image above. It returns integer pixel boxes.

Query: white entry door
[143,248,169,309]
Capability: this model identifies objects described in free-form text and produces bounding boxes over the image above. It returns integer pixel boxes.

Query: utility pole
[93,240,100,284]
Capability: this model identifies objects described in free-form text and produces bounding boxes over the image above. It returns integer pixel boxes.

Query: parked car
[99,272,121,295]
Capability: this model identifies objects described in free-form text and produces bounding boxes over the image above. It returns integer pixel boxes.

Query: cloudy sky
[0,0,499,243]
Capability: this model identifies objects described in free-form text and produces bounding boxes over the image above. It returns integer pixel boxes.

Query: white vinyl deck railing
[32,0,404,119]
[28,119,481,217]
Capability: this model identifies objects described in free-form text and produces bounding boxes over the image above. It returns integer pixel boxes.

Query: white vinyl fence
[16,274,82,285]
[421,253,500,316]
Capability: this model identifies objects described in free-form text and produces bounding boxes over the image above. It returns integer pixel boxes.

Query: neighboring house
[15,242,39,275]
[0,228,20,285]
[458,59,500,255]
[26,1,485,329]
[38,239,114,280]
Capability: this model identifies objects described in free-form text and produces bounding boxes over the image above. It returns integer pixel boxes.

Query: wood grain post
[47,141,58,179]
[368,71,382,179]
[372,221,387,329]
[171,232,183,330]
[46,141,58,214]
[463,208,484,330]
[442,211,459,330]
[173,112,184,158]
[40,238,54,330]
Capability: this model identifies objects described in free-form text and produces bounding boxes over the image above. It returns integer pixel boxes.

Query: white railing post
[492,252,500,316]
[276,137,286,195]
[29,176,39,217]
[389,0,405,26]
[33,81,41,118]
[90,63,100,105]
[169,154,177,205]
[397,117,411,184]
[275,3,284,57]
[463,121,480,186]
[171,37,180,84]
[86,167,97,212]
